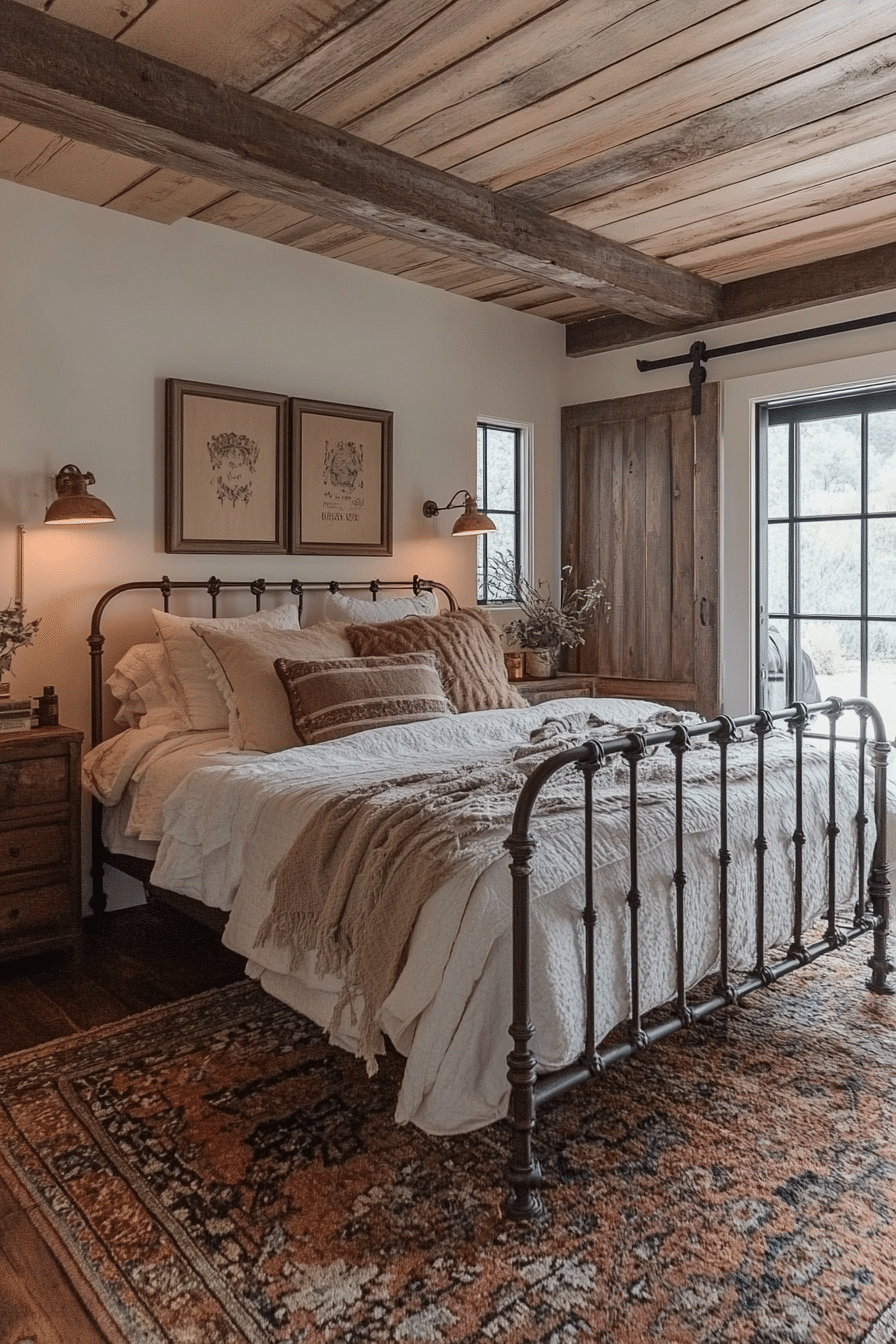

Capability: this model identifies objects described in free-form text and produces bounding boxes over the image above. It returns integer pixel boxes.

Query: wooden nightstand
[0,725,83,962]
[515,673,597,706]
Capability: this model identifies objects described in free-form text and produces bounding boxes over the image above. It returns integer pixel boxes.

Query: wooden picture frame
[165,379,289,554]
[290,398,393,556]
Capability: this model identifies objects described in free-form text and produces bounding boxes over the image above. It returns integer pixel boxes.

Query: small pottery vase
[525,647,558,679]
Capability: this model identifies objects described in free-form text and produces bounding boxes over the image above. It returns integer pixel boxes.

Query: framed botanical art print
[290,398,393,556]
[165,379,289,554]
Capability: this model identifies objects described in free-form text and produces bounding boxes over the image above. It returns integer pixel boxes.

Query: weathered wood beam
[565,242,896,357]
[0,0,720,327]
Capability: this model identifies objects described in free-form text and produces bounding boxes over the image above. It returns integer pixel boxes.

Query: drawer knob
[8,846,20,858]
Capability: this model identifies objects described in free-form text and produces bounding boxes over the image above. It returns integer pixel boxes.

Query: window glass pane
[483,429,517,509]
[797,417,861,517]
[767,422,789,518]
[479,518,518,599]
[767,522,789,614]
[798,519,860,615]
[867,621,896,739]
[801,618,862,738]
[868,517,896,617]
[868,410,896,512]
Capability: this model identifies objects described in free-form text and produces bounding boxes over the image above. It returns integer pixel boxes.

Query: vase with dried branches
[488,554,609,678]
[0,601,40,688]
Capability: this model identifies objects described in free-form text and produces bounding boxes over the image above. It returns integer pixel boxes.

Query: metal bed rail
[503,698,893,1222]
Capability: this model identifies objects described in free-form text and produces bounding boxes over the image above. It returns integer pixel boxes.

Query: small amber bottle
[36,686,59,727]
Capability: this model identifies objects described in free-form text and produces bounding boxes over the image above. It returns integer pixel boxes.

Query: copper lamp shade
[44,465,115,525]
[422,490,495,537]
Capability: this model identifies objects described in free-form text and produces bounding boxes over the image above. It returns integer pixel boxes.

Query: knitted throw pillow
[346,607,526,714]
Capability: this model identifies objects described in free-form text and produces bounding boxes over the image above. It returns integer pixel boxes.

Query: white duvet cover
[128,698,877,1136]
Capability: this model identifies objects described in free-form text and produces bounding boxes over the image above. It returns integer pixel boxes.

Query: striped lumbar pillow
[274,651,455,745]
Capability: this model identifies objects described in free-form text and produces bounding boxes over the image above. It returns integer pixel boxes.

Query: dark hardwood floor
[0,905,246,1343]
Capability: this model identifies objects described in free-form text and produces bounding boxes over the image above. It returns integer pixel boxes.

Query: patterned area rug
[1,947,896,1343]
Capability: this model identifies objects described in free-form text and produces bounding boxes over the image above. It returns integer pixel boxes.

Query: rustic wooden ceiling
[3,0,896,354]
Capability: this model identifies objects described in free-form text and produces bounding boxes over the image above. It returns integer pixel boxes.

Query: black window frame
[756,383,896,717]
[477,420,523,606]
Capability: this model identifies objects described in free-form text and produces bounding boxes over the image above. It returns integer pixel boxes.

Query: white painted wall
[0,179,564,908]
[560,295,896,714]
[6,174,896,913]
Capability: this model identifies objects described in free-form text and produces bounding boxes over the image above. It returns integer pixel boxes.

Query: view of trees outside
[476,423,521,603]
[767,405,896,738]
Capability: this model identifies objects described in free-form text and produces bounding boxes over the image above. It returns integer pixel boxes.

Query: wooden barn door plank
[562,383,719,716]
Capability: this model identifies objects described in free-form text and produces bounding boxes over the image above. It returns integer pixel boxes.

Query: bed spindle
[624,735,648,1047]
[788,704,809,963]
[753,711,773,982]
[670,726,691,1023]
[712,717,737,1000]
[577,753,600,1068]
[825,702,843,944]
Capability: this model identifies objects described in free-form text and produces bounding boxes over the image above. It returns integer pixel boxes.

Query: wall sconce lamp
[422,489,495,537]
[43,464,116,525]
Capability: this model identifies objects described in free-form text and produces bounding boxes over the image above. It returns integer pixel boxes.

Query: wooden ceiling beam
[565,242,896,357]
[0,0,720,327]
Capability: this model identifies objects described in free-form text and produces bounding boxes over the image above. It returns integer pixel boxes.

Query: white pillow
[194,621,354,752]
[153,603,301,730]
[106,643,189,729]
[322,588,439,624]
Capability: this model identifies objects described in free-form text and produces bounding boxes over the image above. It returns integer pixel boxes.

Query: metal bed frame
[87,583,892,1223]
[88,574,457,920]
[503,700,893,1220]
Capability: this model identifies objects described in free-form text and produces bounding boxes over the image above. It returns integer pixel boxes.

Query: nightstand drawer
[0,883,74,940]
[0,821,69,876]
[0,754,69,811]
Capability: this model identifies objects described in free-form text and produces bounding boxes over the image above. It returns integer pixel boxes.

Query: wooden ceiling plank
[301,0,618,133]
[293,222,369,254]
[118,0,390,92]
[492,284,566,310]
[0,0,720,325]
[314,233,444,271]
[665,195,896,280]
[517,34,896,211]
[44,0,151,39]
[515,295,604,319]
[192,192,314,237]
[556,92,896,232]
[616,154,896,257]
[567,242,896,355]
[382,0,784,161]
[447,273,535,299]
[441,0,896,189]
[259,0,461,110]
[105,169,230,224]
[0,123,153,203]
[394,256,490,287]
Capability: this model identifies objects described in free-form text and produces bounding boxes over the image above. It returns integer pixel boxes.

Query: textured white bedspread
[144,698,876,1136]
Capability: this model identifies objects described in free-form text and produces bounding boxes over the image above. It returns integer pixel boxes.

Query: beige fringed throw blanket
[255,708,722,1072]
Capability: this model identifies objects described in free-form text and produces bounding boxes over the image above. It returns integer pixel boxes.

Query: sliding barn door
[562,383,720,717]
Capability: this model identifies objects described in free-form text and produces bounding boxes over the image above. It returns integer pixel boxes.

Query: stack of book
[0,697,33,732]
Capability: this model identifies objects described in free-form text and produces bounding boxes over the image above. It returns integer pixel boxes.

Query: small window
[477,420,528,604]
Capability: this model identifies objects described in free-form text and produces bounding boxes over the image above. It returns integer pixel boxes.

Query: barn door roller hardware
[636,308,896,415]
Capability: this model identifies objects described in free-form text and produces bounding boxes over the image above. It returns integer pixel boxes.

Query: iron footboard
[503,698,893,1222]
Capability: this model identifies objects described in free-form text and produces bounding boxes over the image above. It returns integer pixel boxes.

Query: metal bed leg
[504,828,546,1222]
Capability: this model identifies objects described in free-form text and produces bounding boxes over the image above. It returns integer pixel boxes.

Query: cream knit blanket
[255,709,717,1072]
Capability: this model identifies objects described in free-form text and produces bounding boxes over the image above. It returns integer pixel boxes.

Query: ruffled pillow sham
[106,642,189,729]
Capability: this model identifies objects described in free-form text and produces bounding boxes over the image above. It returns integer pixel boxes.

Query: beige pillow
[106,643,188,729]
[153,603,301,730]
[346,607,527,714]
[322,587,439,624]
[274,652,455,745]
[195,621,353,752]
